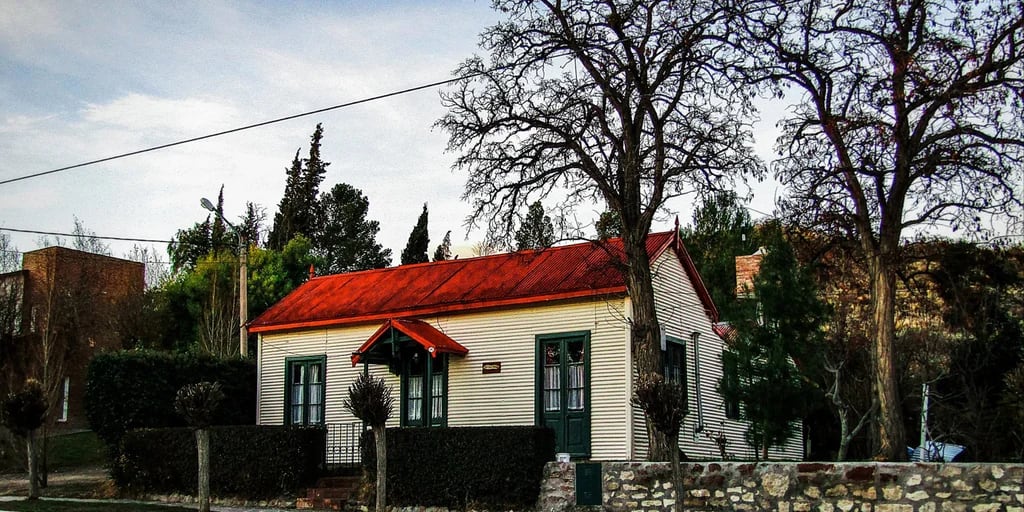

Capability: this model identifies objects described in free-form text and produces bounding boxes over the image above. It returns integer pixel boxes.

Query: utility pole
[237,232,248,357]
[201,198,248,358]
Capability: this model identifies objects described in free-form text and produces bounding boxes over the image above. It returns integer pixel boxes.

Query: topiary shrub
[2,379,48,500]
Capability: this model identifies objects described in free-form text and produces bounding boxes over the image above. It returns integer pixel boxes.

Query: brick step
[296,496,347,511]
[297,475,361,510]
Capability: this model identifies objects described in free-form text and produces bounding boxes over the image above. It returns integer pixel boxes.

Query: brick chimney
[735,248,765,298]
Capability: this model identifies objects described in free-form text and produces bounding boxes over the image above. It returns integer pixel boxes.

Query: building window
[401,349,446,427]
[285,356,326,426]
[663,337,686,388]
[58,377,70,422]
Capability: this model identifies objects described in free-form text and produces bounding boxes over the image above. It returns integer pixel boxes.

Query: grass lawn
[0,499,195,512]
[45,432,107,470]
[1,431,108,473]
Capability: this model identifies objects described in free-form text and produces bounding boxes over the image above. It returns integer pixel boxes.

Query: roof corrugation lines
[250,231,710,333]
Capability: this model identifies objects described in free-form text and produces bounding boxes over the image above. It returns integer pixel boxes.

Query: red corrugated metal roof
[249,231,718,333]
[351,318,469,366]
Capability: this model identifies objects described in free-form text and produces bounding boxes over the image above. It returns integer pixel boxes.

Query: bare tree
[198,268,238,358]
[0,233,19,273]
[124,244,168,290]
[742,0,1024,459]
[823,358,876,461]
[438,0,762,459]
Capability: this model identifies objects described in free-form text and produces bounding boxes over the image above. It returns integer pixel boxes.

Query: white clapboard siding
[639,248,804,461]
[259,326,392,427]
[259,296,632,460]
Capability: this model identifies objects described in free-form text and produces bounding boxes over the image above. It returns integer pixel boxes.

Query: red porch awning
[350,318,469,366]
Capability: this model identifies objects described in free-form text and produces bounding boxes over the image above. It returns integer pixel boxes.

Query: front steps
[296,475,361,511]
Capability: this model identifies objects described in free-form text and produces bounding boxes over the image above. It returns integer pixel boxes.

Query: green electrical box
[575,462,602,506]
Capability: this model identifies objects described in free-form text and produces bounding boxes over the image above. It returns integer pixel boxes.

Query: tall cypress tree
[400,204,430,265]
[433,231,452,262]
[268,150,303,250]
[297,123,329,236]
[514,201,555,250]
[210,186,230,252]
[269,124,330,250]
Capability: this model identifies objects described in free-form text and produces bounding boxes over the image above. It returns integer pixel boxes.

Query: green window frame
[663,336,687,389]
[285,355,326,426]
[400,349,448,427]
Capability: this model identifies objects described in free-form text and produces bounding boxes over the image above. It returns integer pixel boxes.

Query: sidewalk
[0,467,299,511]
[0,496,295,511]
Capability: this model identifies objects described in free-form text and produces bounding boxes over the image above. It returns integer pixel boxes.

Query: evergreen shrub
[362,426,555,509]
[85,350,255,447]
[112,425,325,498]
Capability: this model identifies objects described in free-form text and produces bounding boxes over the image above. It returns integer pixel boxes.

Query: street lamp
[200,198,249,358]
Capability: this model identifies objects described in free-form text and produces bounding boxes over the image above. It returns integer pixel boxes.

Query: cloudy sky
[0,1,784,267]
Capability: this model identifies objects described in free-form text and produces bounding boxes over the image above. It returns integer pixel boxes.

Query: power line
[0,226,177,244]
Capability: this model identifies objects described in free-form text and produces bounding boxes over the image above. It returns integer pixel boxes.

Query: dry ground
[0,466,115,499]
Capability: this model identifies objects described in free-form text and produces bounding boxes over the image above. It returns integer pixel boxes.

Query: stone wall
[537,461,1024,512]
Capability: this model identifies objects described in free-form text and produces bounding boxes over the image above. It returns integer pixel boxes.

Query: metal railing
[326,422,367,468]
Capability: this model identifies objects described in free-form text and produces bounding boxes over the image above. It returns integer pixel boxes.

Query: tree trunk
[669,433,683,512]
[26,430,39,500]
[373,425,386,512]
[38,427,48,488]
[836,407,850,462]
[621,229,666,460]
[869,260,906,460]
[196,428,210,512]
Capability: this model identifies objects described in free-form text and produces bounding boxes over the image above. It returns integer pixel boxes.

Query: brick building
[0,246,144,431]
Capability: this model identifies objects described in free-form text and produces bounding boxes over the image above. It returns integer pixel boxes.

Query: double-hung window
[663,337,686,388]
[286,356,326,426]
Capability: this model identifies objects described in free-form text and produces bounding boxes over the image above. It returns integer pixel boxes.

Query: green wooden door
[538,332,590,457]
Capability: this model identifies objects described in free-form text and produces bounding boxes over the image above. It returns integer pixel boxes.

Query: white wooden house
[249,231,803,461]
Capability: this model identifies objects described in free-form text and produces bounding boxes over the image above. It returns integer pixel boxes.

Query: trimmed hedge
[86,350,255,447]
[363,426,556,509]
[113,425,325,498]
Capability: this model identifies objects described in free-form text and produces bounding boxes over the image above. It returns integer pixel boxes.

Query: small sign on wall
[482,362,502,374]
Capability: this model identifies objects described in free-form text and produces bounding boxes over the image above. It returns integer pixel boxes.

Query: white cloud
[0,1,62,49]
[81,94,243,136]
